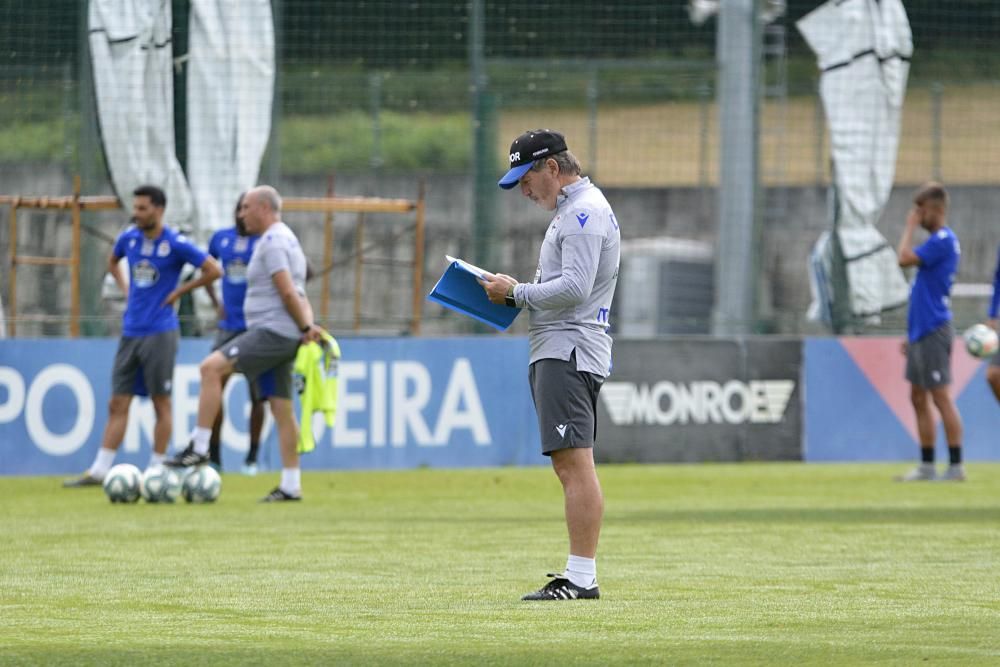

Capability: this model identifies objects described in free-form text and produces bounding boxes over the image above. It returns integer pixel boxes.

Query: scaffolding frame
[2,180,426,337]
[283,185,426,335]
[1,176,119,337]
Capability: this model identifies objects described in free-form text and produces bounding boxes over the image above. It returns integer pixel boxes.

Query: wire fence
[1,1,998,337]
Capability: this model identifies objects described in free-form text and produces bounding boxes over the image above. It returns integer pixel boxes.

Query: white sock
[191,427,213,456]
[89,448,117,479]
[148,452,166,468]
[280,468,301,496]
[565,554,597,589]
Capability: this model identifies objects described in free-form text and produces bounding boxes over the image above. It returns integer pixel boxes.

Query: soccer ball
[140,466,182,503]
[102,463,141,503]
[963,323,999,359]
[182,466,222,503]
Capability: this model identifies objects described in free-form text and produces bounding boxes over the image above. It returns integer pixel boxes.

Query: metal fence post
[713,0,761,335]
[931,82,943,181]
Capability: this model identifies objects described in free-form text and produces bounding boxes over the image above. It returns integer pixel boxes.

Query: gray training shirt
[513,177,620,377]
[243,221,308,340]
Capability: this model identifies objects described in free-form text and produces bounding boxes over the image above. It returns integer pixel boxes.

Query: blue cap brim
[498,163,533,190]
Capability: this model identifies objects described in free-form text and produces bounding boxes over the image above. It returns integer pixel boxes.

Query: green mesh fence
[0,1,998,335]
[3,2,997,184]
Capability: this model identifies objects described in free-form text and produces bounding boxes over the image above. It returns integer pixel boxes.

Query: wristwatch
[504,284,517,308]
[300,323,313,333]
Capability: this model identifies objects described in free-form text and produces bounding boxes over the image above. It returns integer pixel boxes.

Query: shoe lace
[538,574,577,598]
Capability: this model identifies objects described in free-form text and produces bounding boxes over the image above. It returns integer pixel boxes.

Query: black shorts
[529,350,604,456]
[111,330,178,397]
[906,324,953,388]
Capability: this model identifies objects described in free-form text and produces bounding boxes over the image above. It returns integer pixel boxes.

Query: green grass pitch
[2,463,999,666]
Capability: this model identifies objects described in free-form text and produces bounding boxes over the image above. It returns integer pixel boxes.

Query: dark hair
[914,182,948,209]
[133,185,167,208]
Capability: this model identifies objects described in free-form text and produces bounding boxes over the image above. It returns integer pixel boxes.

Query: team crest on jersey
[156,240,171,257]
[132,259,159,288]
[226,259,248,284]
[234,237,249,253]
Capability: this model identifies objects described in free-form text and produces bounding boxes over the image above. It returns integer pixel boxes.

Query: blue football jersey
[990,244,1000,319]
[113,225,208,337]
[208,227,259,331]
[908,226,960,343]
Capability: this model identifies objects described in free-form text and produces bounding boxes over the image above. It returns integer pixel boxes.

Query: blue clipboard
[426,255,520,331]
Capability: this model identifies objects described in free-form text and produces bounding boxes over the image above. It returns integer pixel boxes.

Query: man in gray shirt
[167,185,325,502]
[482,129,620,600]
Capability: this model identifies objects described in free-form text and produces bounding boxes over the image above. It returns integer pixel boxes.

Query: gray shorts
[111,330,179,397]
[212,327,244,351]
[906,324,953,388]
[219,327,300,399]
[213,328,262,402]
[529,351,604,456]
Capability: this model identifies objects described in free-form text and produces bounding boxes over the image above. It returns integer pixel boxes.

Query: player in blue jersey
[64,185,221,487]
[985,246,1000,404]
[895,182,965,482]
[204,193,266,474]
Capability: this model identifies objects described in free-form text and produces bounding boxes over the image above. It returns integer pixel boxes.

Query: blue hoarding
[0,337,544,475]
[804,337,999,461]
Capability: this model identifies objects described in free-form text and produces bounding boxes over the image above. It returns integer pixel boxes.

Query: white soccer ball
[102,463,141,503]
[140,466,182,503]
[182,466,222,503]
[963,323,999,359]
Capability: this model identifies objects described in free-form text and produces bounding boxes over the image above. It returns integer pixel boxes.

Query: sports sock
[565,554,597,589]
[192,426,213,456]
[948,446,962,465]
[280,468,301,496]
[246,441,259,465]
[148,452,166,468]
[89,447,117,479]
[920,447,935,464]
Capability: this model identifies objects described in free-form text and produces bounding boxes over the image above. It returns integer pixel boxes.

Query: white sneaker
[241,463,258,476]
[938,464,966,482]
[894,464,936,482]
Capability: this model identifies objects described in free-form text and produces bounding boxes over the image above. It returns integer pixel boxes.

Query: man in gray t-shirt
[243,210,309,340]
[482,129,620,601]
[167,185,325,503]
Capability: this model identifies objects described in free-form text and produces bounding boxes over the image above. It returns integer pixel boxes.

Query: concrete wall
[1,163,997,337]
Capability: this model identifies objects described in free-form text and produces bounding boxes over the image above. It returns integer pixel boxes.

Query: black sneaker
[522,574,600,601]
[62,473,103,488]
[163,443,209,468]
[259,487,302,503]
